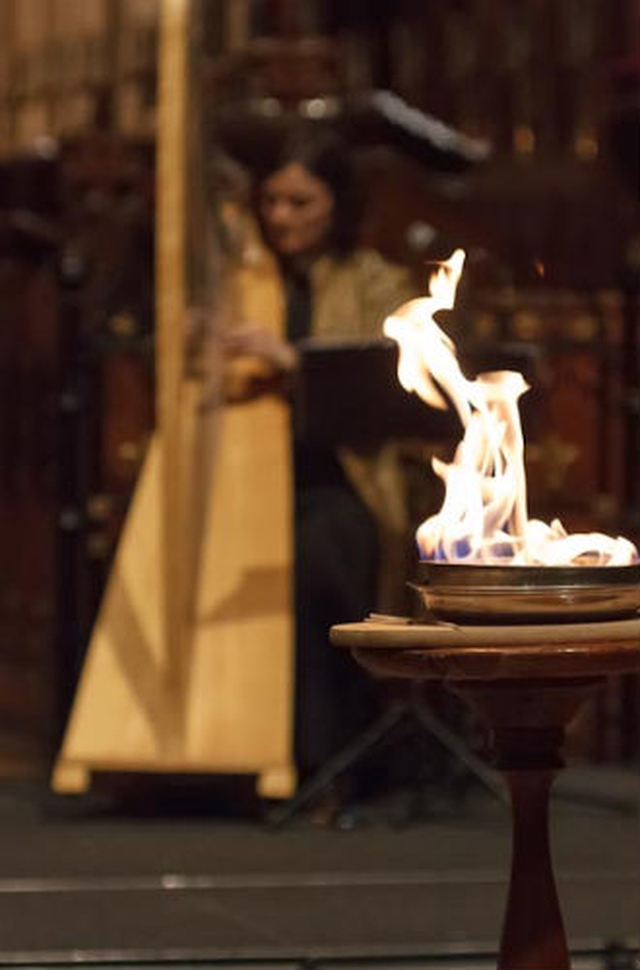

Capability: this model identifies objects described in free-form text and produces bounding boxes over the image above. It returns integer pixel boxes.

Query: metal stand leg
[267,704,404,826]
[268,683,506,826]
[411,694,508,805]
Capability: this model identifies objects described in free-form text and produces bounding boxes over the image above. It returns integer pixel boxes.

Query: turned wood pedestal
[331,617,640,970]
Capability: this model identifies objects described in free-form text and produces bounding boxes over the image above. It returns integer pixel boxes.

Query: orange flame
[383,251,638,566]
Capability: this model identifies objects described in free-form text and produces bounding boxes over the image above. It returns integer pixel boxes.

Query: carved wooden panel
[0,259,59,775]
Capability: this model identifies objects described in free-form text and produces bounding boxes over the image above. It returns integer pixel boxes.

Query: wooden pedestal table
[330,616,640,970]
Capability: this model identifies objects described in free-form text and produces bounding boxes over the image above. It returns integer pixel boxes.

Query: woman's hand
[222,323,298,372]
[222,324,298,403]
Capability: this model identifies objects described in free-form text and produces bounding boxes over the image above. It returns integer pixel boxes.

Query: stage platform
[0,767,637,969]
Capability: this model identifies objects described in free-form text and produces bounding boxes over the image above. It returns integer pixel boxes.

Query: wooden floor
[0,766,636,968]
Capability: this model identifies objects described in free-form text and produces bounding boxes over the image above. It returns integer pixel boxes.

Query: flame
[383,251,638,567]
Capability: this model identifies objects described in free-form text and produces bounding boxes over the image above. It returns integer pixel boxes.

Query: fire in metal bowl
[411,562,640,625]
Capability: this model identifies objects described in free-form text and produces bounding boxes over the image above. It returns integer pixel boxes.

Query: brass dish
[411,562,640,625]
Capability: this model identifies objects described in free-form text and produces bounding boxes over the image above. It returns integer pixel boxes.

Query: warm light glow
[383,251,638,566]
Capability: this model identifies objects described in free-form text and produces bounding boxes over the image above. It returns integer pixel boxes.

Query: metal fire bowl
[411,562,640,625]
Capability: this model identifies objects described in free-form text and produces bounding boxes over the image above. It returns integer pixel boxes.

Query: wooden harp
[53,0,296,800]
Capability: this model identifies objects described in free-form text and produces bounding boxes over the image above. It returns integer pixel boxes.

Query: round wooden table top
[330,617,640,681]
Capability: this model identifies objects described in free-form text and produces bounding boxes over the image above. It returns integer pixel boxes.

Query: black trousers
[293,475,379,781]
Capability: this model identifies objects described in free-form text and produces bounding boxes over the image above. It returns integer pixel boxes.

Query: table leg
[454,678,603,970]
[498,759,568,968]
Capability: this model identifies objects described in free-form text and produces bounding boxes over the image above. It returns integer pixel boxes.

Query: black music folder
[292,338,457,446]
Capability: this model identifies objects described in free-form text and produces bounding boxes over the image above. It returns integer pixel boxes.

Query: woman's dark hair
[258,120,361,257]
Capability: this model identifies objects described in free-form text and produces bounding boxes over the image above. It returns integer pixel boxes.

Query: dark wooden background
[0,0,637,778]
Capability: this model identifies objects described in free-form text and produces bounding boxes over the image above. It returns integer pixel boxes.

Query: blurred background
[0,2,637,966]
[0,0,637,787]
